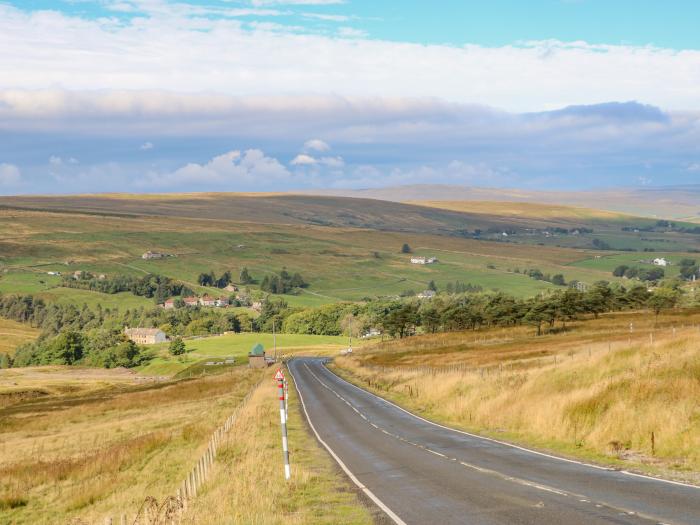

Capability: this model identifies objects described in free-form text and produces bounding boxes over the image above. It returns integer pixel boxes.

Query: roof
[249,343,265,356]
[125,328,164,336]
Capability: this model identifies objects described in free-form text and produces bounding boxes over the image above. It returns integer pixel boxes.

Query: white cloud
[303,139,330,152]
[142,149,290,188]
[49,156,63,166]
[291,153,317,165]
[319,156,344,168]
[252,0,343,5]
[302,13,350,22]
[1,5,700,111]
[0,163,21,186]
[687,163,700,172]
[140,141,154,150]
[337,27,367,38]
[68,157,79,164]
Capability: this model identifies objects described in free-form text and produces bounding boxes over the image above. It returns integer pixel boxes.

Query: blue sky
[0,0,699,194]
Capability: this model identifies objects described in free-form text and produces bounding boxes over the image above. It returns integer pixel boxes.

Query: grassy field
[0,366,264,523]
[0,206,660,309]
[136,332,353,376]
[333,309,700,482]
[0,362,375,524]
[181,374,375,525]
[0,319,39,356]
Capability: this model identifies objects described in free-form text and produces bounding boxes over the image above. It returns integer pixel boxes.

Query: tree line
[0,278,683,368]
[62,272,192,303]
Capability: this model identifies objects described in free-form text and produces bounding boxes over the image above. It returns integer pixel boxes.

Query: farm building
[417,290,437,299]
[199,295,217,307]
[410,256,438,265]
[248,343,267,368]
[183,296,199,307]
[224,284,238,292]
[215,296,230,307]
[124,327,167,345]
[142,251,169,259]
[162,298,176,309]
[653,258,669,267]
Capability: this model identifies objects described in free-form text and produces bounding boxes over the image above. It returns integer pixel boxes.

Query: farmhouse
[653,258,669,267]
[410,256,438,265]
[224,284,238,293]
[162,298,176,309]
[199,295,217,307]
[215,296,230,307]
[124,327,167,345]
[183,296,199,307]
[417,290,437,299]
[142,251,170,260]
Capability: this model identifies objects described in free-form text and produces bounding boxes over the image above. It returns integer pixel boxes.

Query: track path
[288,357,700,525]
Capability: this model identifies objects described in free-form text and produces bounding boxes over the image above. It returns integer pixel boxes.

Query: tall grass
[182,377,375,525]
[0,368,263,524]
[335,312,700,479]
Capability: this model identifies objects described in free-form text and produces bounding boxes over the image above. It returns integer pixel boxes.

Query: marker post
[275,369,291,480]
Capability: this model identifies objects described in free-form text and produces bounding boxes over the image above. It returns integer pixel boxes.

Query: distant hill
[302,184,700,220]
[0,192,639,236]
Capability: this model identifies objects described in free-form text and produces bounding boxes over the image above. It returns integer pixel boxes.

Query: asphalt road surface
[288,357,700,525]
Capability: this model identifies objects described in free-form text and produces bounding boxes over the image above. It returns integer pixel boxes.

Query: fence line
[93,377,263,525]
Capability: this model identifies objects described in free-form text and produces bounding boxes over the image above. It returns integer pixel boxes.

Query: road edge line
[323,361,700,491]
[287,360,409,525]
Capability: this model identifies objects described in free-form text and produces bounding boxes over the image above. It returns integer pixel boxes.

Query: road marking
[320,362,700,491]
[302,360,688,524]
[288,361,408,525]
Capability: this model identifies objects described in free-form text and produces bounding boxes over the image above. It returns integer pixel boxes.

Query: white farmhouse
[653,258,669,267]
[410,256,438,265]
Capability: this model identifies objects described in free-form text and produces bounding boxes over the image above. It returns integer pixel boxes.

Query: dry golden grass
[408,200,627,223]
[0,318,39,356]
[181,374,375,525]
[0,367,264,524]
[335,310,700,481]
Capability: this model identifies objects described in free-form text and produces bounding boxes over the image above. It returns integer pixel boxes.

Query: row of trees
[612,265,665,282]
[0,278,684,368]
[62,273,192,303]
[260,269,307,294]
[198,267,256,287]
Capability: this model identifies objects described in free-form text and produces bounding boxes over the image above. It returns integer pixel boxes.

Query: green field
[136,332,351,375]
[1,194,698,315]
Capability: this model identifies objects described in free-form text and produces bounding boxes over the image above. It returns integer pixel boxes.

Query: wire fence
[69,378,261,525]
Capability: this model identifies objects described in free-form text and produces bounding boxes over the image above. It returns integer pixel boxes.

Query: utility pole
[273,319,277,362]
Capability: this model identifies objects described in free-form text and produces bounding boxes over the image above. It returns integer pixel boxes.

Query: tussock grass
[0,367,263,524]
[335,311,700,480]
[182,376,375,525]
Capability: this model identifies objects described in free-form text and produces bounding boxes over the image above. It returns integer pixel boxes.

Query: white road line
[320,362,700,491]
[288,361,408,525]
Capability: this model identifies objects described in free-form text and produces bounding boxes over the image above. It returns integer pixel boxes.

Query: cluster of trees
[444,282,483,294]
[516,268,566,286]
[260,269,307,294]
[62,273,192,303]
[612,265,665,282]
[12,329,151,368]
[679,259,699,281]
[0,292,253,368]
[197,270,234,288]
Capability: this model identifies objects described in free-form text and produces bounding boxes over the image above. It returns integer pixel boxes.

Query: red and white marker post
[275,368,291,480]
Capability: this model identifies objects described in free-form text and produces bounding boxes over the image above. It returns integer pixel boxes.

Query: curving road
[288,357,700,525]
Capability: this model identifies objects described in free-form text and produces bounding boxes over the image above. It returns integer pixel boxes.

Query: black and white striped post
[275,368,291,480]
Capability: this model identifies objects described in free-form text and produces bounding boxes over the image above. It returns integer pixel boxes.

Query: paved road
[288,357,700,525]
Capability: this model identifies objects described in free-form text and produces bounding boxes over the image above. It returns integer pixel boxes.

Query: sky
[1,0,699,194]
